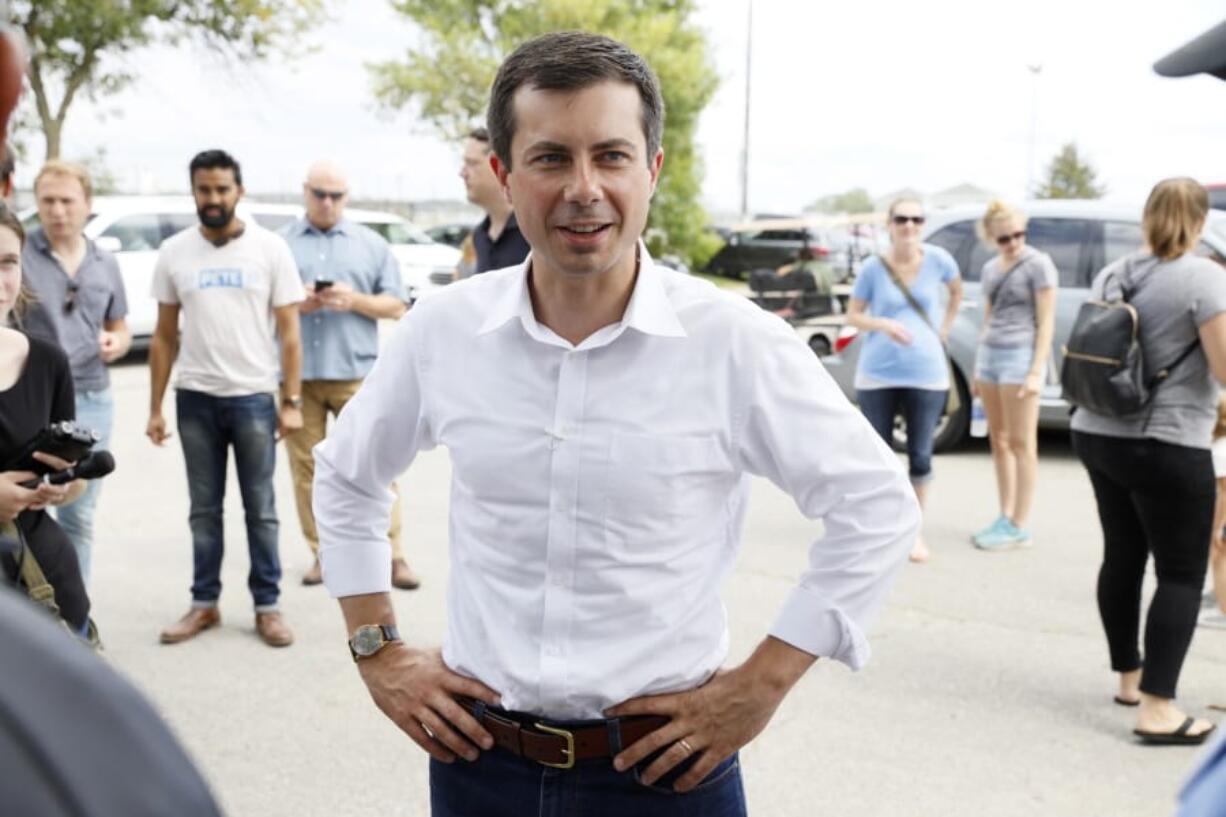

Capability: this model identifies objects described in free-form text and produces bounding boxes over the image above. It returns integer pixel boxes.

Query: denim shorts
[974,344,1034,384]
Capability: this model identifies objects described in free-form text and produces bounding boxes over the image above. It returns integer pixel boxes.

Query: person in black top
[460,127,531,273]
[0,202,91,632]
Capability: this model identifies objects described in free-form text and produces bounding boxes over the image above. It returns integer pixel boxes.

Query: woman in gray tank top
[1071,178,1226,746]
[969,201,1057,551]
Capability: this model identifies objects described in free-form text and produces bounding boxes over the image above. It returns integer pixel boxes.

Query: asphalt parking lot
[84,357,1225,817]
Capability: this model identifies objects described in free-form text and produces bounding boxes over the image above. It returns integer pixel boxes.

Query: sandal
[1113,696,1140,707]
[1133,717,1215,746]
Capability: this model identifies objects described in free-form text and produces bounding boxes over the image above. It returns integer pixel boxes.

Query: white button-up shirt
[314,248,919,719]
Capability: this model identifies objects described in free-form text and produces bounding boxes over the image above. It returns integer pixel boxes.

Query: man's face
[460,138,501,209]
[303,166,348,231]
[191,167,242,230]
[495,81,662,281]
[35,173,90,241]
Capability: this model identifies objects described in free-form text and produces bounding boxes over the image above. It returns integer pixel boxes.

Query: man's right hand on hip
[357,644,501,763]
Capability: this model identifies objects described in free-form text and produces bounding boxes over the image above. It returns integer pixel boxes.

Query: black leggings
[1,511,90,633]
[1072,431,1212,699]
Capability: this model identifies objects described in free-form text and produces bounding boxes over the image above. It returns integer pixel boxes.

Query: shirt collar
[477,243,688,343]
[295,217,352,237]
[31,226,105,262]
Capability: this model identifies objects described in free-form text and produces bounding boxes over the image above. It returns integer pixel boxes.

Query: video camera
[2,421,99,476]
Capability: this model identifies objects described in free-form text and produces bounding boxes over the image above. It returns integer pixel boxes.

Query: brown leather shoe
[302,559,323,586]
[159,607,220,644]
[255,612,294,647]
[391,558,421,590]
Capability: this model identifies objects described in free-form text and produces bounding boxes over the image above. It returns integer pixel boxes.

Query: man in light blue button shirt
[279,161,418,589]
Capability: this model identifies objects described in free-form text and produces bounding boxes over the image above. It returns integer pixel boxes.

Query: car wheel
[807,334,832,357]
[889,367,970,454]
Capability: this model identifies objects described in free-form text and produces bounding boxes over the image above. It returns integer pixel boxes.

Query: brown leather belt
[458,697,668,770]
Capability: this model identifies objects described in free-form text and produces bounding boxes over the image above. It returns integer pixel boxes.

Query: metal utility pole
[1025,64,1042,197]
[739,0,753,219]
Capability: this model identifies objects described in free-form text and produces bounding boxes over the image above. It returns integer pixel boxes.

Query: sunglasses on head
[891,215,925,226]
[309,188,346,202]
[996,231,1026,246]
[64,280,79,315]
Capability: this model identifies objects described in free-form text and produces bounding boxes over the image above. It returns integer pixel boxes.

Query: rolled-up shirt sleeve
[314,312,433,597]
[735,317,919,670]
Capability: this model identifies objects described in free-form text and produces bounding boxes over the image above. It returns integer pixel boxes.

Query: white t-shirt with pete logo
[152,223,304,397]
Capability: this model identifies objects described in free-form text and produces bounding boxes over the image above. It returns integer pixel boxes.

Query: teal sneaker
[971,515,1009,546]
[975,519,1031,551]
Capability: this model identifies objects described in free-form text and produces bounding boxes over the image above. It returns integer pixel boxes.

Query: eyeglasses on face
[995,231,1026,246]
[309,188,346,202]
[891,215,925,226]
[64,280,79,314]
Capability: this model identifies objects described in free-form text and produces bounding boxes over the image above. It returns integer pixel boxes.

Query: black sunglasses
[64,280,79,315]
[891,215,925,226]
[309,187,346,202]
[996,230,1026,246]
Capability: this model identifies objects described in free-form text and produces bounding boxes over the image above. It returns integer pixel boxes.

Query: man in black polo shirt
[460,127,530,273]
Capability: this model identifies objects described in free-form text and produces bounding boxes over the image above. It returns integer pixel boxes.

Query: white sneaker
[1198,608,1226,630]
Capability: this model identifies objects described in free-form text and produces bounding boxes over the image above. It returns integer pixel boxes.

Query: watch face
[352,625,384,657]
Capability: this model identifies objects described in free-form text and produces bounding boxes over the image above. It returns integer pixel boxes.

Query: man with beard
[147,149,304,647]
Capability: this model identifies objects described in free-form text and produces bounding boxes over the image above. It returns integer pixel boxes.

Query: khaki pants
[286,379,404,561]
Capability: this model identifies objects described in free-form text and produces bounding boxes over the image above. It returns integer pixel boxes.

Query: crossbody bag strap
[878,254,940,339]
[984,255,1027,311]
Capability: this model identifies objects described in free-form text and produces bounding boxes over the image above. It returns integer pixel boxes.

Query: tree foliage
[370,0,721,268]
[807,188,874,215]
[1033,142,1106,200]
[7,0,324,160]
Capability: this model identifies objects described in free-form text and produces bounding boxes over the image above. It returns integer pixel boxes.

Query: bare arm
[146,304,180,445]
[1200,312,1226,385]
[99,318,132,363]
[338,592,500,764]
[317,284,407,321]
[1213,477,1226,553]
[607,636,816,791]
[274,303,303,439]
[1020,287,1058,397]
[940,277,963,342]
[846,297,912,345]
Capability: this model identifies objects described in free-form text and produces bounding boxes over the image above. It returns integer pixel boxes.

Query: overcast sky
[19,0,1226,217]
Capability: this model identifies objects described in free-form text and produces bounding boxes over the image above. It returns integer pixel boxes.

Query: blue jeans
[430,734,745,817]
[176,389,281,610]
[856,387,947,484]
[53,387,113,585]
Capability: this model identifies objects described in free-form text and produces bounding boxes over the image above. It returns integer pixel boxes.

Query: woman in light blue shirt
[846,198,962,562]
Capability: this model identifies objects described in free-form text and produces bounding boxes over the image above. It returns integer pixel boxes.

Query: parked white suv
[22,196,461,343]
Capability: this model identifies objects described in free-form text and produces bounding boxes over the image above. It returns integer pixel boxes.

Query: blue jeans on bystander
[175,389,281,611]
[856,387,948,484]
[54,387,113,584]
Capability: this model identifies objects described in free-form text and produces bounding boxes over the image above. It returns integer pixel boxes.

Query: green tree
[1033,142,1106,200]
[807,188,874,215]
[370,0,721,269]
[8,0,324,160]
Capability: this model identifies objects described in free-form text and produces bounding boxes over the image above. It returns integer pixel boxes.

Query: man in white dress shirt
[314,32,920,815]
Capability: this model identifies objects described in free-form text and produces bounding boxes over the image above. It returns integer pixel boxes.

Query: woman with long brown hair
[1072,178,1225,745]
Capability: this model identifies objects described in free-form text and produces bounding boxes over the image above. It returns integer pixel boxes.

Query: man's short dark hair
[188,149,242,187]
[468,126,492,154]
[486,31,664,169]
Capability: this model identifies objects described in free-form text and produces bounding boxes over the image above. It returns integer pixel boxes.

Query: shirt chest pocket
[74,281,112,326]
[602,432,732,538]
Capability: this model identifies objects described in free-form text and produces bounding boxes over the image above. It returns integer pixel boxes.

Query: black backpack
[1060,260,1198,416]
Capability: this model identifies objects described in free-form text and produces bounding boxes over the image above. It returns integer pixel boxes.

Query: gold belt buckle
[533,722,575,770]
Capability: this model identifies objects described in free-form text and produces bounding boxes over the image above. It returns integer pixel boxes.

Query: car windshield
[362,220,433,245]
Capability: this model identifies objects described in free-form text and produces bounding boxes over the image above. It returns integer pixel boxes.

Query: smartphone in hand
[314,278,334,291]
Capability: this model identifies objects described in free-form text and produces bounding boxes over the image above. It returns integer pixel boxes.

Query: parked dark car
[705,221,835,279]
[425,222,472,248]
